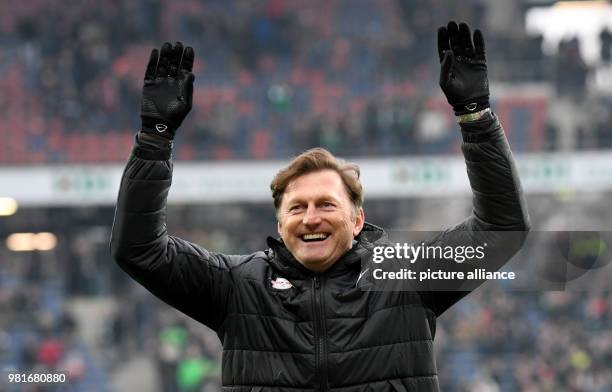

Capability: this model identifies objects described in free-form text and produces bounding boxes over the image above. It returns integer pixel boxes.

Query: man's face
[277,169,364,272]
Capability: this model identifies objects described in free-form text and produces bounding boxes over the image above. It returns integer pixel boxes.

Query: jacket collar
[266,222,386,279]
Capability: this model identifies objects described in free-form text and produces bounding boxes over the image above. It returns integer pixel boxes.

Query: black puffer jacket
[110,113,529,391]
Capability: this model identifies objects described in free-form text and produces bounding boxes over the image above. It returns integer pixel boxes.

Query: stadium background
[1,0,612,390]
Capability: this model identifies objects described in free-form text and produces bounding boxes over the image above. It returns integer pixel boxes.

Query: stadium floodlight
[6,233,35,251]
[0,197,18,216]
[34,232,57,251]
[526,0,612,64]
[554,0,609,9]
[6,232,57,252]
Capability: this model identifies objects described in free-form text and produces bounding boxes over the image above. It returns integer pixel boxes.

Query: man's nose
[302,205,322,226]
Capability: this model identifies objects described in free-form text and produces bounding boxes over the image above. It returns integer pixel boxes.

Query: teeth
[302,233,328,241]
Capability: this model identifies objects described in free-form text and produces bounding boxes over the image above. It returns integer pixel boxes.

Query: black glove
[437,21,489,116]
[141,41,195,139]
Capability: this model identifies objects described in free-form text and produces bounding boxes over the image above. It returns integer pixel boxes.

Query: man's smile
[301,232,330,242]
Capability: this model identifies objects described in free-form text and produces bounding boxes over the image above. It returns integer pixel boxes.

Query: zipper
[312,276,329,391]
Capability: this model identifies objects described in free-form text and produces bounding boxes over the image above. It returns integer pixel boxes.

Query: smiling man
[272,152,365,272]
[111,22,530,391]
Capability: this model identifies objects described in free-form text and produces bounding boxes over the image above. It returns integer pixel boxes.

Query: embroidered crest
[271,277,293,290]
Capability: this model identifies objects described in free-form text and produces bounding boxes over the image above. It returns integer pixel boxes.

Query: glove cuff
[141,117,176,140]
[451,96,490,116]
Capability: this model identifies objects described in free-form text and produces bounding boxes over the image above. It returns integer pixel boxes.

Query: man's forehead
[284,170,346,199]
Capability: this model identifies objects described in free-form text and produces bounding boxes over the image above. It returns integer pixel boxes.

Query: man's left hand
[438,21,490,116]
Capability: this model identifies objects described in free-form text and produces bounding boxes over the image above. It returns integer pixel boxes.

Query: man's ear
[353,207,365,237]
[277,220,282,237]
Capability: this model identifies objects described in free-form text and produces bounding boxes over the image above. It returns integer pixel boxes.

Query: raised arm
[110,42,236,330]
[438,21,529,231]
[419,22,530,315]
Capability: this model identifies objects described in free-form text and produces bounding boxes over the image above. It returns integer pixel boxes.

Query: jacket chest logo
[271,277,293,290]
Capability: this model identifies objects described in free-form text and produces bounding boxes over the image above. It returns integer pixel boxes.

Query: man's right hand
[140,42,195,140]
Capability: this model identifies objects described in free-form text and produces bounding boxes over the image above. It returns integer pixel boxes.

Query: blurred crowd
[437,289,612,391]
[0,248,109,391]
[1,0,612,164]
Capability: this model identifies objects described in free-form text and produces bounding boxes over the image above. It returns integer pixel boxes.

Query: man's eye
[322,202,335,208]
[289,205,303,212]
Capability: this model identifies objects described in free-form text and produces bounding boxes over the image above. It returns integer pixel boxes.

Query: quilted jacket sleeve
[421,112,531,316]
[110,133,238,331]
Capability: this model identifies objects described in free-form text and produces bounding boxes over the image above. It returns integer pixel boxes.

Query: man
[111,22,529,391]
